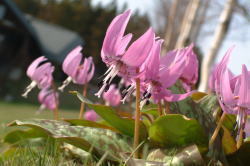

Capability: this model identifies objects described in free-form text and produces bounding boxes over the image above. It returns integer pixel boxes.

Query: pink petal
[101,10,131,63]
[164,90,196,102]
[62,46,83,76]
[238,64,250,108]
[220,69,236,106]
[144,39,163,80]
[27,56,47,77]
[121,28,155,67]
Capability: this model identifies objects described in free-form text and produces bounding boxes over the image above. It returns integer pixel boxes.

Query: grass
[0,101,79,139]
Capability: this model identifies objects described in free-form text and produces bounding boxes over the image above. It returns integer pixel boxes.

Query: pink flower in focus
[38,88,58,111]
[84,110,99,121]
[103,84,121,106]
[96,10,155,97]
[59,46,95,91]
[22,56,54,97]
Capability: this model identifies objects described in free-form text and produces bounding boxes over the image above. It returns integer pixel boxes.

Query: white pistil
[121,84,135,103]
[95,83,107,98]
[96,64,120,98]
[22,81,37,98]
[140,99,147,110]
[36,104,46,115]
[58,77,72,92]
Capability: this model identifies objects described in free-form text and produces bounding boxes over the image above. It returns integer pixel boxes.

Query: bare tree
[175,0,201,48]
[198,0,235,92]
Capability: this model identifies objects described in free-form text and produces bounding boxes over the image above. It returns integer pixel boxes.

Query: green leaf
[222,114,236,131]
[227,140,250,166]
[4,129,47,144]
[146,145,204,165]
[221,126,237,155]
[64,119,119,133]
[71,91,148,140]
[149,114,207,147]
[7,119,131,161]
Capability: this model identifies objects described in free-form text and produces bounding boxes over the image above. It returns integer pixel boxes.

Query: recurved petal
[214,46,235,91]
[62,46,82,76]
[27,56,47,77]
[164,89,196,102]
[116,33,133,55]
[144,39,163,80]
[159,55,186,88]
[101,10,131,62]
[238,64,250,109]
[121,28,155,67]
[220,69,236,106]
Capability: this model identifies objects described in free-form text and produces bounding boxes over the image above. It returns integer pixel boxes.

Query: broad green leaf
[7,119,131,161]
[149,114,207,147]
[71,91,148,140]
[222,114,236,131]
[4,128,47,144]
[227,140,250,166]
[191,92,208,101]
[221,126,237,155]
[146,145,204,165]
[64,119,119,133]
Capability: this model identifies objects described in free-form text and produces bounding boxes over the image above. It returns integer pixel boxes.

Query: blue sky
[92,0,250,75]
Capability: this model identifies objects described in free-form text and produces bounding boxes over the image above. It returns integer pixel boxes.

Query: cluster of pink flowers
[96,10,199,108]
[23,46,95,115]
[210,47,250,134]
[22,56,58,112]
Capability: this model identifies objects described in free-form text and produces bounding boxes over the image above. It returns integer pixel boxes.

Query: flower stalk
[209,111,227,147]
[52,82,59,120]
[133,76,141,158]
[158,101,163,116]
[79,84,88,119]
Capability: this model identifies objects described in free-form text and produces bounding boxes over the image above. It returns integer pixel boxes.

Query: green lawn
[0,101,79,137]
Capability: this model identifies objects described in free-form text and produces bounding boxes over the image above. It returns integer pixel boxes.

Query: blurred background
[0,0,249,122]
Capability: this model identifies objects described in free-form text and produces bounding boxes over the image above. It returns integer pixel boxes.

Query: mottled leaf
[72,91,148,140]
[7,119,131,161]
[149,114,207,147]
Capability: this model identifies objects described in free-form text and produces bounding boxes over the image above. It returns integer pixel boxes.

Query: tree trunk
[175,0,201,48]
[198,0,235,92]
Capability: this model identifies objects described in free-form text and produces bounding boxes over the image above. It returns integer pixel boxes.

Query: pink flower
[137,39,195,107]
[22,56,54,97]
[103,84,121,106]
[179,44,199,91]
[38,88,58,111]
[96,10,155,97]
[84,110,99,121]
[59,46,95,91]
[161,44,198,92]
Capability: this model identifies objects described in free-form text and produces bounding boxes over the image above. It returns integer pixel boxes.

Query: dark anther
[143,91,147,97]
[243,132,246,139]
[146,100,150,105]
[126,85,131,90]
[121,91,128,98]
[104,84,110,92]
[147,93,151,98]
[38,60,49,67]
[97,81,103,88]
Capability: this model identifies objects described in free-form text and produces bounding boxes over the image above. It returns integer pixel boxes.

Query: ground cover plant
[1,10,250,166]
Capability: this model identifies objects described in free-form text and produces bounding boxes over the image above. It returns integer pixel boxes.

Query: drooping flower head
[84,110,99,121]
[179,44,199,91]
[22,56,54,98]
[38,88,59,112]
[96,10,155,97]
[137,39,195,107]
[215,47,250,135]
[103,84,121,106]
[59,46,95,91]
